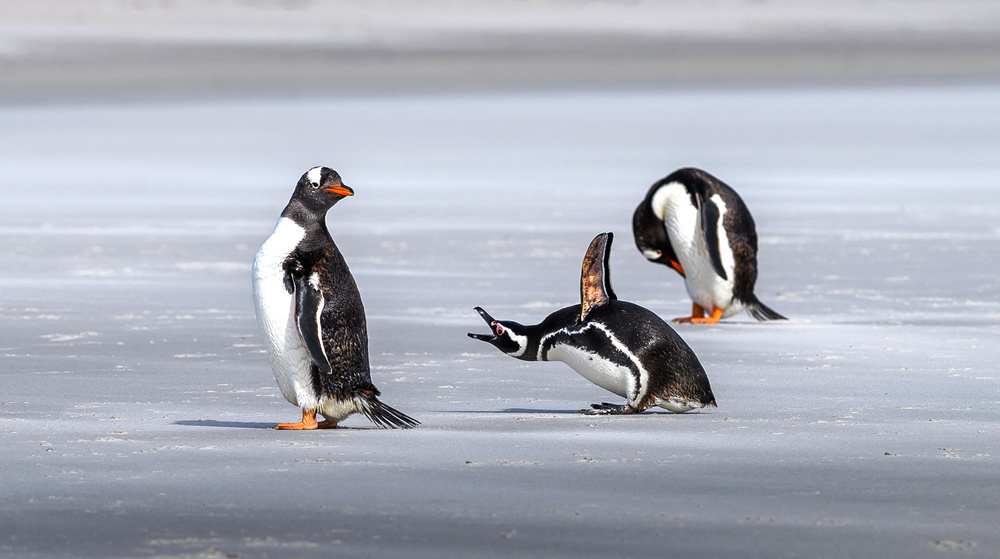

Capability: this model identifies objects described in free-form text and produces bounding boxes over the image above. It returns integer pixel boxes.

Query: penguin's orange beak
[323,185,354,196]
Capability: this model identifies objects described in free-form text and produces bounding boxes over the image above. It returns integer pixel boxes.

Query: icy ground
[1,86,999,558]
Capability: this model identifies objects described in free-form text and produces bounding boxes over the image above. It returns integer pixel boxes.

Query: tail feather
[358,396,420,429]
[742,294,787,321]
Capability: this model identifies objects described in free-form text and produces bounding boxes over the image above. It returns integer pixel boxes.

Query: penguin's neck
[650,181,688,221]
[509,323,548,362]
[281,199,331,238]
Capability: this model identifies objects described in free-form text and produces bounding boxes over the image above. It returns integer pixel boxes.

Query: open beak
[467,306,498,341]
[323,184,354,196]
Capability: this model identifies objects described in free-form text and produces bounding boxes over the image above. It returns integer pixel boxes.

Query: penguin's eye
[495,324,505,335]
[310,181,320,189]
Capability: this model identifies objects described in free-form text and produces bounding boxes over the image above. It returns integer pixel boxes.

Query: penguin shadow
[173,419,390,430]
[480,408,692,416]
[498,408,582,415]
[174,419,276,429]
[452,408,581,415]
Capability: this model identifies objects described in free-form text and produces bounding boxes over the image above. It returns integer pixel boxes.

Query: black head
[632,200,672,265]
[287,166,354,217]
[467,307,529,357]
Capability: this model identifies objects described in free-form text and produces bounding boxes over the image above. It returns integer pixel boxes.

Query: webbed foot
[581,402,639,415]
[275,408,319,430]
[676,305,724,324]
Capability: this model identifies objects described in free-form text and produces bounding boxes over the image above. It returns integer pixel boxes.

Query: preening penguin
[632,167,786,324]
[252,166,418,430]
[469,232,716,415]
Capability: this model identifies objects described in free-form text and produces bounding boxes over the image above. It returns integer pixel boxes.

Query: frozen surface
[1,84,999,558]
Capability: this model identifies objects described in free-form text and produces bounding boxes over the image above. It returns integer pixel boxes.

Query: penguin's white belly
[252,218,320,410]
[654,397,706,413]
[660,190,739,316]
[548,345,707,413]
[547,344,631,400]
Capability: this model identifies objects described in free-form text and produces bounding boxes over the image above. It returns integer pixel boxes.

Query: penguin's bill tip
[323,185,354,196]
[473,306,496,323]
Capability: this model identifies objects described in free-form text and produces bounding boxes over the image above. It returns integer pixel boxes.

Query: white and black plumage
[632,167,786,324]
[252,166,418,430]
[468,232,716,415]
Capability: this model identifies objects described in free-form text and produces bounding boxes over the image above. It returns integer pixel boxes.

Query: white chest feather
[251,217,320,409]
[540,323,649,405]
[651,183,739,316]
[546,344,631,399]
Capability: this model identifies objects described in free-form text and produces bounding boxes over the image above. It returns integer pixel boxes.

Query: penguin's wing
[580,232,618,323]
[695,192,729,280]
[292,271,333,374]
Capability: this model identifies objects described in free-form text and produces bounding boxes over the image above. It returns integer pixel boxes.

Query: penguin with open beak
[469,232,716,415]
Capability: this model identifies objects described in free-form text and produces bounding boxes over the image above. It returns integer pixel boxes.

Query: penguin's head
[467,306,529,358]
[632,204,670,265]
[292,166,354,213]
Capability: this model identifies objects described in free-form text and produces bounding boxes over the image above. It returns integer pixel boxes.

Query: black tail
[742,294,787,321]
[358,396,420,429]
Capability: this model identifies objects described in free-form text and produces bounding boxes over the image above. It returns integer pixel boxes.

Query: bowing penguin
[252,166,418,430]
[469,232,716,415]
[632,167,786,324]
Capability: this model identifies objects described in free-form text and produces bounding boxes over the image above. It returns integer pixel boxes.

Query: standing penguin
[632,167,786,324]
[252,166,418,430]
[469,232,716,415]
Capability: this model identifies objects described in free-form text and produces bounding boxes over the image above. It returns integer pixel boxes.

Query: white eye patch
[306,166,324,187]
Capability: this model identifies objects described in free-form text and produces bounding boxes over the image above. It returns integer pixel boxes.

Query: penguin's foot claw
[581,402,637,415]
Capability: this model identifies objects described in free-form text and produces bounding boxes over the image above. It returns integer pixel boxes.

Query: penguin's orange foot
[316,420,339,429]
[677,306,724,324]
[675,302,708,323]
[274,409,319,430]
[274,421,316,430]
[686,315,723,324]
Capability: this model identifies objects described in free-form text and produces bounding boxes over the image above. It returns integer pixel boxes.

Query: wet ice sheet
[1,85,999,558]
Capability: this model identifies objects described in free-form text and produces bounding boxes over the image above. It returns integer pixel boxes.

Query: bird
[468,232,716,415]
[251,166,418,430]
[632,167,786,324]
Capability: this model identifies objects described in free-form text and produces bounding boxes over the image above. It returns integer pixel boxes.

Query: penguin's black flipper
[695,192,728,281]
[292,272,333,375]
[580,232,618,323]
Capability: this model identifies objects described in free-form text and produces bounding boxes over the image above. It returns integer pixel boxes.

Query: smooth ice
[1,85,999,558]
